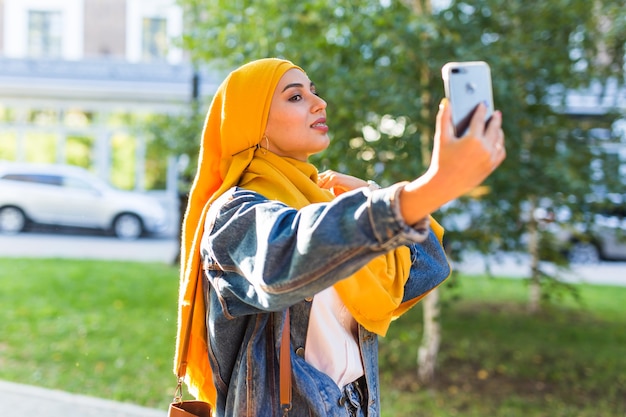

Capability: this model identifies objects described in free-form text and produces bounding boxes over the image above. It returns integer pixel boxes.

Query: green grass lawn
[0,258,625,416]
[0,258,179,408]
[379,276,626,417]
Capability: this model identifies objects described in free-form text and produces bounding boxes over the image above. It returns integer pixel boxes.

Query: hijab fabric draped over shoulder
[175,58,300,404]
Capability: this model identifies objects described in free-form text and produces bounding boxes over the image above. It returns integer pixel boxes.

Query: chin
[317,136,331,149]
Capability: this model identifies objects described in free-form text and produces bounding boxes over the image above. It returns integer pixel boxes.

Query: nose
[312,94,327,113]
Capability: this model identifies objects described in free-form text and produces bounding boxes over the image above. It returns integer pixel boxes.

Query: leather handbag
[168,269,292,417]
[168,400,212,417]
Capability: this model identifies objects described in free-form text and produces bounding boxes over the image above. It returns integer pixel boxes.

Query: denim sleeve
[201,184,442,316]
[402,231,451,303]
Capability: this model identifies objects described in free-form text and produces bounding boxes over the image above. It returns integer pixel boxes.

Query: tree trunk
[402,0,430,14]
[417,93,442,383]
[407,0,441,385]
[417,288,440,384]
[417,0,441,383]
[527,196,541,313]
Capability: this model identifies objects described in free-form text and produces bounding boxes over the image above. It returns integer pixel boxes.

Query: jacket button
[295,347,305,358]
[305,297,313,302]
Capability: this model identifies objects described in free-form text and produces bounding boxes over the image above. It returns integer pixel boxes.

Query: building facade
[0,0,217,195]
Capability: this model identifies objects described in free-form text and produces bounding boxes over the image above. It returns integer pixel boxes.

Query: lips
[311,117,327,129]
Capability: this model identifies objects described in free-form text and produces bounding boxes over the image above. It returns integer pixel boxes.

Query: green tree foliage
[431,0,626,287]
[179,0,450,182]
[175,0,626,290]
[144,102,205,191]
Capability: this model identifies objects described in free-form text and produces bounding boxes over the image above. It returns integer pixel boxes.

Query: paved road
[0,230,179,264]
[1,231,625,286]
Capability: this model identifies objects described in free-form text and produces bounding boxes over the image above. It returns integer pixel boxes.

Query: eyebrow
[281,82,316,92]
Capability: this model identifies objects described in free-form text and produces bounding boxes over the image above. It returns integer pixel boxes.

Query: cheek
[266,108,289,135]
[268,110,302,138]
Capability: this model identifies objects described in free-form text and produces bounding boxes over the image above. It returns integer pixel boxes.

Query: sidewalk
[0,380,166,417]
[453,251,626,286]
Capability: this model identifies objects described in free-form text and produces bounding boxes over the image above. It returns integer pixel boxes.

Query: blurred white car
[0,161,168,240]
[555,209,626,264]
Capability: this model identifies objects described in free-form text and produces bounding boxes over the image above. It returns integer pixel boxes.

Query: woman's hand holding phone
[398,97,505,226]
[426,97,505,200]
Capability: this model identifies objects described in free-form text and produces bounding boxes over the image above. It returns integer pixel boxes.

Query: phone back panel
[442,61,494,137]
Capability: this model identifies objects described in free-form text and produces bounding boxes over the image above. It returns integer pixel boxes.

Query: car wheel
[0,206,27,234]
[568,241,601,264]
[113,213,143,240]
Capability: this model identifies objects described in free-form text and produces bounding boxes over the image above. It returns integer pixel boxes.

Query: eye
[288,94,302,102]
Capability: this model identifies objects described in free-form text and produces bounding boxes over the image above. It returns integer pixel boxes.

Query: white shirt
[304,286,365,388]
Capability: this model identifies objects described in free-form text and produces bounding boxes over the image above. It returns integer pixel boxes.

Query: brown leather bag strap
[280,308,292,416]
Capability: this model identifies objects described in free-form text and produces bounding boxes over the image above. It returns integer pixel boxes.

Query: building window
[28,10,63,58]
[141,17,167,61]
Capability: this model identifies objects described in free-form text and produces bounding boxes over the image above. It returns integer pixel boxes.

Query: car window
[62,176,97,191]
[1,173,63,186]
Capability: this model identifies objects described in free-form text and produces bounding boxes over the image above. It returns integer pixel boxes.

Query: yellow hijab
[174,58,444,404]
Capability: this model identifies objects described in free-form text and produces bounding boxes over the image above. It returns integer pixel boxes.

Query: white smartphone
[441,61,494,137]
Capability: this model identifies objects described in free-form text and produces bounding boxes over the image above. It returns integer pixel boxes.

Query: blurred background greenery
[168,0,626,275]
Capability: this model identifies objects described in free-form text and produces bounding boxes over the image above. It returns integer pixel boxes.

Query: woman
[174,58,505,417]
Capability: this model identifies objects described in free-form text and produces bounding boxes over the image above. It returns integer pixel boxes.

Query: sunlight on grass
[0,258,179,408]
[0,259,624,416]
[379,274,626,417]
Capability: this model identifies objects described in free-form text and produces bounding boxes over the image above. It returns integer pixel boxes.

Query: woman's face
[264,68,329,161]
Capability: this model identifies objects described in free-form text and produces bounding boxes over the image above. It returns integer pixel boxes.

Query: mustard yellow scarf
[240,149,425,333]
[174,58,445,406]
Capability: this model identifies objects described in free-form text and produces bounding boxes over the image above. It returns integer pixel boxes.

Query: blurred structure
[0,0,219,236]
[0,0,218,188]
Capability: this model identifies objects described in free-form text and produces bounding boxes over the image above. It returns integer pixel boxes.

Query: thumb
[435,98,455,145]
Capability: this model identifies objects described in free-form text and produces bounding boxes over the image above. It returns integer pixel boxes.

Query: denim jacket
[200,183,450,417]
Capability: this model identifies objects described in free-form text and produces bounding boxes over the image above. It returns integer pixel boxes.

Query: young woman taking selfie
[174,58,505,417]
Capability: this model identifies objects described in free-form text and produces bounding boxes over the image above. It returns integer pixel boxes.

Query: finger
[317,171,330,187]
[435,98,455,143]
[466,102,488,138]
[497,128,506,154]
[318,171,338,189]
[492,128,506,163]
[487,111,504,152]
[485,110,502,139]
